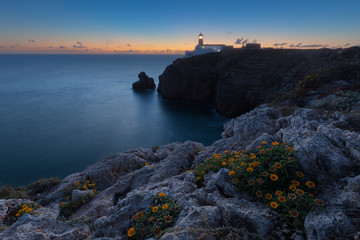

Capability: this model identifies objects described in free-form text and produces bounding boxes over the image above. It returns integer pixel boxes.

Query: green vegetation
[193,142,324,227]
[128,193,182,239]
[0,177,60,200]
[58,179,98,219]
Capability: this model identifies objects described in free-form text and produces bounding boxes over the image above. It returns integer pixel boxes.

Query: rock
[158,47,360,117]
[304,207,354,240]
[132,72,156,90]
[0,213,91,240]
[71,190,94,201]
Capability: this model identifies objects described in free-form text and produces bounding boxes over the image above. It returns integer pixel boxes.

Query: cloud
[299,44,324,48]
[289,44,295,47]
[48,46,53,49]
[59,45,66,49]
[0,46,5,48]
[252,39,257,43]
[28,39,35,43]
[10,44,19,48]
[76,41,82,45]
[127,43,131,47]
[344,43,350,47]
[235,38,243,44]
[73,44,86,48]
[242,38,249,44]
[227,32,233,34]
[273,42,287,47]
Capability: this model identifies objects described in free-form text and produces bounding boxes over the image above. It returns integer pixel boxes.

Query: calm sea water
[0,54,227,186]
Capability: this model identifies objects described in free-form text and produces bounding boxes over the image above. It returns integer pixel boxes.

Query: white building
[185,33,231,57]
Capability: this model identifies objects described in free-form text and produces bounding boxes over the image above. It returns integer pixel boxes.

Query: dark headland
[1,47,360,239]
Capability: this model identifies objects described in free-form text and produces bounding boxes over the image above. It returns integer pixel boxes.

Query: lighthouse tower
[198,33,203,46]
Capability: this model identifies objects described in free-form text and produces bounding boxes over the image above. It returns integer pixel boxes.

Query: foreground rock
[132,72,156,90]
[0,105,359,239]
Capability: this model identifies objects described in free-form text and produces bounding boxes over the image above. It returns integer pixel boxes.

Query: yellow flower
[224,150,229,153]
[145,162,150,166]
[222,162,227,166]
[272,142,280,146]
[196,177,200,181]
[292,180,300,187]
[22,204,27,208]
[151,166,154,169]
[296,189,305,195]
[162,204,169,210]
[275,163,282,168]
[265,194,273,200]
[260,141,266,145]
[249,163,255,168]
[287,147,294,152]
[278,196,286,203]
[270,174,278,181]
[15,213,20,217]
[296,171,304,178]
[315,199,324,206]
[246,167,253,173]
[59,202,64,205]
[152,206,158,212]
[289,209,299,218]
[235,155,239,158]
[306,181,315,188]
[309,193,314,197]
[232,178,239,184]
[241,162,246,166]
[228,158,234,162]
[270,201,278,208]
[260,150,266,154]
[275,190,283,196]
[250,153,255,156]
[128,227,135,237]
[229,170,235,176]
[38,212,43,214]
[250,155,256,159]
[257,146,262,149]
[137,211,144,218]
[253,161,260,166]
[256,191,263,198]
[25,208,33,213]
[289,185,297,191]
[158,192,165,197]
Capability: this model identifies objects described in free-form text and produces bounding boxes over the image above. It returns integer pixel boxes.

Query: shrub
[152,146,160,152]
[128,193,182,239]
[59,194,95,219]
[58,179,98,219]
[0,185,28,199]
[7,202,42,225]
[26,177,60,197]
[193,143,324,227]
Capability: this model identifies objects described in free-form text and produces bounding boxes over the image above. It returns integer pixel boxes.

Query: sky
[0,0,360,54]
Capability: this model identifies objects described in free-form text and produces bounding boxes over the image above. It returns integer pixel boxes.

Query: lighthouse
[198,33,203,46]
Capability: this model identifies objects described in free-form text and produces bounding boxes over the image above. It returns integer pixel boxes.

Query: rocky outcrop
[132,72,156,90]
[0,105,359,239]
[158,47,360,117]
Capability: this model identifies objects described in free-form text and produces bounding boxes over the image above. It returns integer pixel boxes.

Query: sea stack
[132,72,156,90]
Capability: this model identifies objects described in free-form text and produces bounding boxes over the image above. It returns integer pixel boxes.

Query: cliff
[158,47,360,117]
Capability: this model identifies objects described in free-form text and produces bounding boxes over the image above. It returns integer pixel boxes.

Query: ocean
[0,54,227,186]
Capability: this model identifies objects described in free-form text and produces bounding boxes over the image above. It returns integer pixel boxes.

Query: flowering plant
[128,193,182,239]
[58,179,98,219]
[193,142,324,226]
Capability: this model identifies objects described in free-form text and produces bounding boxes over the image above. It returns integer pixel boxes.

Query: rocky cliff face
[158,47,360,117]
[1,105,359,240]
